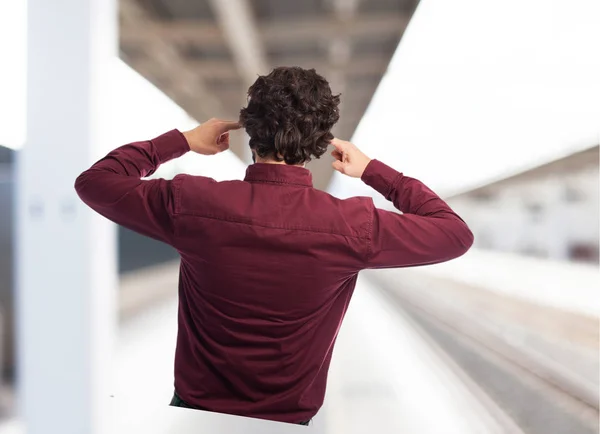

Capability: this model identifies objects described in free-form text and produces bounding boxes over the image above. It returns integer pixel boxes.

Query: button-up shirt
[75,129,473,424]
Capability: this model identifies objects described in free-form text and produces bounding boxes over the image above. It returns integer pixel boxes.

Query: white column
[17,1,117,433]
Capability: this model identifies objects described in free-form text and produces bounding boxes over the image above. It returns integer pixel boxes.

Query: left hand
[182,118,242,155]
[330,137,371,178]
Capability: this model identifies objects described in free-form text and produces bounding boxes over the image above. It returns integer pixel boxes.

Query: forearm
[75,129,189,207]
[361,159,465,218]
[362,159,474,267]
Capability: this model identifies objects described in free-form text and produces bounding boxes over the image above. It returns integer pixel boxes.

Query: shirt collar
[244,163,313,187]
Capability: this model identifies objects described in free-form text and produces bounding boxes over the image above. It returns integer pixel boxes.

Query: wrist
[181,130,194,148]
[151,129,192,162]
[358,157,372,178]
[361,159,403,199]
[360,158,379,182]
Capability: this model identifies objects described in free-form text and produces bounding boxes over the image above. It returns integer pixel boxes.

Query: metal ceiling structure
[119,0,418,189]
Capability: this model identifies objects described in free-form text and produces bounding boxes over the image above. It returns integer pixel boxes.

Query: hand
[182,118,242,155]
[330,137,372,178]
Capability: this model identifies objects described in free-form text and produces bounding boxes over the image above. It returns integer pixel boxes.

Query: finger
[330,137,347,153]
[217,132,229,144]
[216,119,242,133]
[218,142,230,151]
[332,160,345,173]
[218,135,230,151]
[331,149,343,161]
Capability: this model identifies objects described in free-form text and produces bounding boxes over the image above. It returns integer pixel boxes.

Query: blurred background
[0,0,598,433]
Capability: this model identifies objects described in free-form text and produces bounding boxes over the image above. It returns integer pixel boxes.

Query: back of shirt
[171,171,372,421]
[74,130,474,424]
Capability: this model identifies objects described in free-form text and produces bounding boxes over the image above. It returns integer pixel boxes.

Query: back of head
[239,67,341,165]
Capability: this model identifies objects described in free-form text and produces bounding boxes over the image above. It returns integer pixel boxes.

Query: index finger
[329,137,347,152]
[216,119,243,133]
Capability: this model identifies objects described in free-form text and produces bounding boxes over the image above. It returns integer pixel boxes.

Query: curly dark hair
[239,67,341,165]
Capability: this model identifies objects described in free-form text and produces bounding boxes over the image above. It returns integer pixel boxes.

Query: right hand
[182,118,241,156]
[330,138,372,178]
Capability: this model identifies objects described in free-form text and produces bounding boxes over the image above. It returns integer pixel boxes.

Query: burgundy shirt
[75,129,473,424]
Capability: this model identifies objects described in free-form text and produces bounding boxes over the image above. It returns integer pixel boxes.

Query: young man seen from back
[75,66,474,426]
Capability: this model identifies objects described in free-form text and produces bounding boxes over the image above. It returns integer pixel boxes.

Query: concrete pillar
[17,1,118,433]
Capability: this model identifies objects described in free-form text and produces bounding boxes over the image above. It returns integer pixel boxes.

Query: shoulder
[172,173,216,188]
[171,174,247,212]
[311,189,375,238]
[173,173,248,191]
[314,188,374,212]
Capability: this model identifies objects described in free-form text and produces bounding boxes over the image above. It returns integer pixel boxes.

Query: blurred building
[448,145,599,263]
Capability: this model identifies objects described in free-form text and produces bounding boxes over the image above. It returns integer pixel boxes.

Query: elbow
[74,172,86,198]
[74,173,83,194]
[74,171,94,204]
[464,226,475,251]
[455,224,474,257]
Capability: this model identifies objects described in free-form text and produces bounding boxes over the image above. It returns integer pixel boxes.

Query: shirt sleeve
[361,159,474,268]
[74,129,190,245]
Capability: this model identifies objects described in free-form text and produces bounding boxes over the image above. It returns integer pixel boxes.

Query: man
[75,66,473,426]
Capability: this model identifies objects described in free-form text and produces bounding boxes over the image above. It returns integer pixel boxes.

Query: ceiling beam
[180,54,392,79]
[326,0,361,94]
[205,0,271,163]
[120,13,409,48]
[310,0,367,191]
[207,0,269,86]
[120,0,228,120]
[130,59,241,81]
[263,13,407,46]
